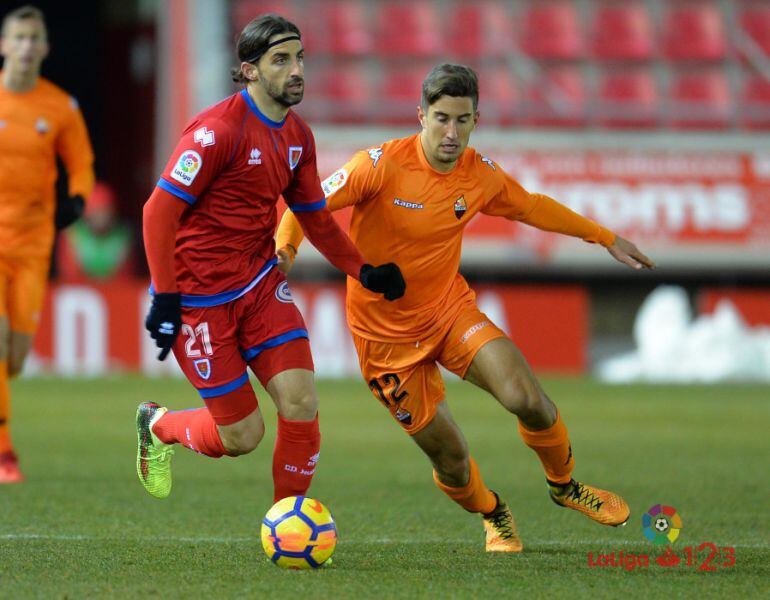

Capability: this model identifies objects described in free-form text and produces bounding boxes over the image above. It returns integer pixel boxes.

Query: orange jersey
[276,133,614,341]
[0,74,94,259]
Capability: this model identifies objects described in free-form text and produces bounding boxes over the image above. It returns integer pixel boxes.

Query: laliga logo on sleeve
[321,168,347,197]
[171,150,202,186]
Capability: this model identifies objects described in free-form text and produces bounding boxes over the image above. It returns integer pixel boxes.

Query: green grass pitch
[0,376,767,598]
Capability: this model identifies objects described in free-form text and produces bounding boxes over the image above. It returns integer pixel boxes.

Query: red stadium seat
[662,4,727,62]
[524,66,587,126]
[591,3,653,60]
[478,65,520,125]
[740,5,770,57]
[302,0,372,56]
[519,2,584,60]
[669,69,732,129]
[303,62,371,124]
[375,1,441,58]
[740,74,770,130]
[231,1,302,34]
[597,69,659,127]
[379,63,432,125]
[447,2,512,59]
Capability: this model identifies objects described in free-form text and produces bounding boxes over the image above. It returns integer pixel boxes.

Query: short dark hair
[421,63,479,111]
[230,13,301,84]
[1,5,46,37]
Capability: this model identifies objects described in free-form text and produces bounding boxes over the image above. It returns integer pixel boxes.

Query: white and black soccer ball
[654,517,669,532]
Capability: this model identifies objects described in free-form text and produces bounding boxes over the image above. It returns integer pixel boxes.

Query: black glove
[359,263,406,301]
[145,292,182,361]
[55,194,85,230]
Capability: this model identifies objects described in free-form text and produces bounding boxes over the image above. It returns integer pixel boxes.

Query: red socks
[272,413,321,502]
[152,408,228,458]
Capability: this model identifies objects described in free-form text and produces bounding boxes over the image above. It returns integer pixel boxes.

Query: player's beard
[262,75,304,108]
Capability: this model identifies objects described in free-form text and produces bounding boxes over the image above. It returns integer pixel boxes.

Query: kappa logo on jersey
[288,146,303,170]
[193,358,211,380]
[454,196,467,219]
[368,147,383,168]
[321,168,348,196]
[248,147,262,165]
[193,126,215,147]
[393,198,424,210]
[481,156,496,170]
[171,150,202,186]
[275,281,294,303]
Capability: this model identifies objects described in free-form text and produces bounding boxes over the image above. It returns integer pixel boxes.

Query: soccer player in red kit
[136,14,405,501]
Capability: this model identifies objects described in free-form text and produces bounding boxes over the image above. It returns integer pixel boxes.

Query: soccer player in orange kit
[0,6,94,482]
[276,64,655,552]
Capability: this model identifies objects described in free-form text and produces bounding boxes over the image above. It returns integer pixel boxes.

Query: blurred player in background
[276,64,655,552]
[138,14,404,502]
[0,5,94,483]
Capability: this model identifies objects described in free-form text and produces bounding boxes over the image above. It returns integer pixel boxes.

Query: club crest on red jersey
[288,146,303,170]
[193,358,211,380]
[454,196,467,219]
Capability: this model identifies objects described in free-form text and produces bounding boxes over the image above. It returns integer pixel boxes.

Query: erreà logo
[454,196,467,219]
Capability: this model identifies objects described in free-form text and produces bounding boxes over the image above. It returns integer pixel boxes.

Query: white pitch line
[0,533,767,549]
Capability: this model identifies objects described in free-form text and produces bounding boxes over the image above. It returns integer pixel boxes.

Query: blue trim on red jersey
[148,258,278,307]
[157,178,197,205]
[241,329,309,361]
[197,372,249,398]
[288,198,326,213]
[240,88,286,129]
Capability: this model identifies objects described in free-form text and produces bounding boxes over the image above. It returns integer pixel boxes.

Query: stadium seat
[661,4,727,62]
[478,65,520,125]
[303,0,372,56]
[739,5,770,58]
[519,2,584,60]
[375,1,441,58]
[596,69,659,127]
[591,3,654,60]
[524,66,587,126]
[446,1,512,59]
[231,1,302,34]
[304,61,371,124]
[739,74,770,130]
[379,63,432,125]
[669,69,732,129]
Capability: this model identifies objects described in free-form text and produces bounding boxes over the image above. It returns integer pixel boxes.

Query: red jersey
[155,89,325,305]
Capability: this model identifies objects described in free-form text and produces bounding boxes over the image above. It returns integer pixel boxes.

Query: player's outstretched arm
[606,236,655,270]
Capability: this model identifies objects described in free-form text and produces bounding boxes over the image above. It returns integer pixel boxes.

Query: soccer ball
[655,517,669,532]
[261,496,337,569]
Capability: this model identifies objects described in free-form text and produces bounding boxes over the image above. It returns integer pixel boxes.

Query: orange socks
[0,360,11,455]
[433,457,497,514]
[518,411,574,484]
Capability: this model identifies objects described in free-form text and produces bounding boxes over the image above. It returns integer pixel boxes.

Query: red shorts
[172,267,314,420]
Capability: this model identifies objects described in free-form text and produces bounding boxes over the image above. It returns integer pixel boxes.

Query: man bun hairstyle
[230,13,301,84]
[421,63,479,111]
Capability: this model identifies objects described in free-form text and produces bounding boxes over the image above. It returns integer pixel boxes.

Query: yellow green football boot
[136,402,174,499]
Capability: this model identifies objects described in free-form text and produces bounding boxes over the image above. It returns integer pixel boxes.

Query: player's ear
[473,110,480,128]
[417,105,427,129]
[241,62,259,82]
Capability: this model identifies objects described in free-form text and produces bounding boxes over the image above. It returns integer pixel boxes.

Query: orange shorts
[0,255,49,334]
[352,302,506,435]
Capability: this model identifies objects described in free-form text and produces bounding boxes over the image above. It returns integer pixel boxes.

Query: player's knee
[497,376,543,418]
[279,390,318,421]
[221,422,265,456]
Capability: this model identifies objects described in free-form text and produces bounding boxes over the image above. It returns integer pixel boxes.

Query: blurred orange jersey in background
[0,73,94,260]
